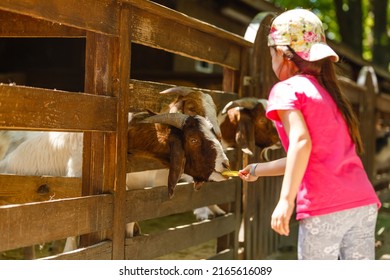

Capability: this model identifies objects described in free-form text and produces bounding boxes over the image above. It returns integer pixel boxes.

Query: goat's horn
[209,117,222,139]
[203,94,222,139]
[258,99,268,110]
[141,112,188,129]
[160,86,193,96]
[221,97,260,114]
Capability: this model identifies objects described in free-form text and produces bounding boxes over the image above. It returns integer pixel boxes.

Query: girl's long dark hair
[283,46,364,154]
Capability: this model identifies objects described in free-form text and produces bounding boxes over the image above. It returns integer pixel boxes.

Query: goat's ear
[169,98,183,113]
[236,115,255,156]
[167,134,186,198]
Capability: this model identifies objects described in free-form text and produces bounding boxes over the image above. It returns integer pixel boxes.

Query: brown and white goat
[160,86,221,140]
[127,112,230,199]
[126,86,228,222]
[219,97,281,160]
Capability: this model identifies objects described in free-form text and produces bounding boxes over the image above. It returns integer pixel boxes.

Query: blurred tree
[334,0,363,55]
[371,0,390,70]
[268,0,389,71]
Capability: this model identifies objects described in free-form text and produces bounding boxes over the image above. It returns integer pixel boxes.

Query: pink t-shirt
[266,74,380,220]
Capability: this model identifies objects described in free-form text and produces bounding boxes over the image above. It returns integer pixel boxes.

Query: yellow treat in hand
[222,170,240,177]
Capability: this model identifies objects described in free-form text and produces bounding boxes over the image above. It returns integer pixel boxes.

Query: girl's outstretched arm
[238,157,286,182]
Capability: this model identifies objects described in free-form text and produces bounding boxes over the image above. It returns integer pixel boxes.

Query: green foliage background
[268,0,390,66]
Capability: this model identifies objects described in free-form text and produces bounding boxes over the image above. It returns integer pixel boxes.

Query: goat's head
[160,86,222,141]
[141,112,229,198]
[219,97,280,159]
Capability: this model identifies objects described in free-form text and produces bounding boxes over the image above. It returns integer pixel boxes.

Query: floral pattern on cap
[268,9,338,62]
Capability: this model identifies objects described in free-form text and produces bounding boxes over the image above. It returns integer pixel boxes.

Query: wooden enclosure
[0,0,251,260]
[0,1,389,261]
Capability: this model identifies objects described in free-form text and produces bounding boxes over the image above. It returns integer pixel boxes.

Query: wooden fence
[0,0,251,260]
[0,1,389,261]
[339,67,390,187]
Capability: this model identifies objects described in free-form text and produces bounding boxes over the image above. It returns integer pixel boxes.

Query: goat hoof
[193,181,203,191]
[193,207,215,221]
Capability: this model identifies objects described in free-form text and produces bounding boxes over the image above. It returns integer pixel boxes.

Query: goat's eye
[186,108,197,116]
[190,138,199,145]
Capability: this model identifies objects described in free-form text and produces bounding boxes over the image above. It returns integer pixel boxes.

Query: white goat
[0,131,83,254]
[0,131,33,160]
[0,132,82,177]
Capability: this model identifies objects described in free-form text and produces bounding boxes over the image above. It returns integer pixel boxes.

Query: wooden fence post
[357,66,378,181]
[81,6,130,259]
[247,12,278,99]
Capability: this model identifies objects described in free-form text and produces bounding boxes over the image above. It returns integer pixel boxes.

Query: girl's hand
[238,165,258,182]
[271,198,294,236]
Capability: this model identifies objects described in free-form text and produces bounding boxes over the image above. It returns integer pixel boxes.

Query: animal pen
[0,0,389,261]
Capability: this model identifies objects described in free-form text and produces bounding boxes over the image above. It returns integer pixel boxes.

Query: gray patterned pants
[298,204,378,260]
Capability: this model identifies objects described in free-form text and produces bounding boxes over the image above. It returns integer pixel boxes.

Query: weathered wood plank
[125,179,238,223]
[129,79,238,113]
[243,148,284,259]
[0,10,85,37]
[0,194,113,252]
[0,84,117,131]
[42,241,113,260]
[109,6,132,260]
[357,67,377,180]
[0,0,119,35]
[80,6,131,259]
[250,12,278,98]
[338,77,365,104]
[0,175,81,205]
[125,214,236,259]
[128,80,178,113]
[124,0,251,47]
[129,5,248,70]
[377,94,390,114]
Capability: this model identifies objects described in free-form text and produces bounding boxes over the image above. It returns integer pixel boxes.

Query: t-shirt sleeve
[266,81,302,121]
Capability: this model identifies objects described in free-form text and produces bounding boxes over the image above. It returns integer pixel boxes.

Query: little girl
[239,8,381,260]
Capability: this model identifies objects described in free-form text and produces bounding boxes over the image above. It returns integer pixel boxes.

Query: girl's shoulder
[272,75,316,94]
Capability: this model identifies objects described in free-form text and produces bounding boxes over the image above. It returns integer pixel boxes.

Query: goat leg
[193,181,203,191]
